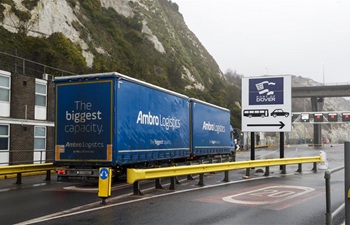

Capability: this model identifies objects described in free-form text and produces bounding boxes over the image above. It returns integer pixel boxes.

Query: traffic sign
[301,113,310,122]
[343,113,350,122]
[99,168,109,180]
[328,113,338,122]
[242,76,291,132]
[292,111,350,123]
[314,113,323,122]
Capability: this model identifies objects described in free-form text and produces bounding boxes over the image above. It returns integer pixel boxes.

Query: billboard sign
[242,76,291,132]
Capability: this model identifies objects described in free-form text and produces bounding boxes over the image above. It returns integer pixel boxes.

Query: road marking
[0,182,48,192]
[15,170,318,224]
[222,185,315,205]
[63,182,130,192]
[16,177,269,225]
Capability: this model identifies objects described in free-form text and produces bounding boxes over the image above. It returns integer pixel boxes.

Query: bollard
[319,151,329,170]
[98,167,112,204]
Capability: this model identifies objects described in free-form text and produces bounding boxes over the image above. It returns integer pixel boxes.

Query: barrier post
[198,174,204,186]
[296,164,302,173]
[169,177,176,190]
[223,171,229,182]
[133,181,141,195]
[345,142,350,224]
[98,167,112,205]
[16,173,22,185]
[45,170,51,181]
[155,178,163,189]
[264,166,270,176]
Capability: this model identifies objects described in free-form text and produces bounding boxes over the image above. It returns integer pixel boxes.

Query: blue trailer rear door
[55,79,114,163]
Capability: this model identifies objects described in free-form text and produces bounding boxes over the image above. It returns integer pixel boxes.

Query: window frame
[35,80,47,107]
[0,124,10,151]
[0,74,10,103]
[34,126,46,151]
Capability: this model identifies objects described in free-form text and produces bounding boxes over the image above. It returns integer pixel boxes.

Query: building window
[35,79,47,120]
[0,124,9,150]
[0,124,9,165]
[35,83,47,107]
[0,70,11,117]
[34,126,46,150]
[0,75,10,102]
[34,126,46,163]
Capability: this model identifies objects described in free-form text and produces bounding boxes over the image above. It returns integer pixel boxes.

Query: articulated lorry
[54,72,235,182]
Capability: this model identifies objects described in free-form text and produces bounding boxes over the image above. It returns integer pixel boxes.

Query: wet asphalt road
[0,144,346,225]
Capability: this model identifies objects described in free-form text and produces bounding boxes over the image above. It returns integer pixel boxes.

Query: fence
[0,150,54,166]
[0,51,74,78]
[325,166,345,225]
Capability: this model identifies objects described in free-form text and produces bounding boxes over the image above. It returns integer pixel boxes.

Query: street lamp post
[323,63,325,85]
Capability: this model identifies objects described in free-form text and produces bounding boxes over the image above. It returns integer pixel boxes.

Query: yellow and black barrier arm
[127,156,322,194]
[0,163,60,184]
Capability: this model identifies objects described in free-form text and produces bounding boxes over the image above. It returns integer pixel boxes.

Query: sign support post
[246,132,255,177]
[251,132,255,161]
[280,132,285,173]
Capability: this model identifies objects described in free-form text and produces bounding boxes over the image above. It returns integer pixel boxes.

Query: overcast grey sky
[172,0,350,84]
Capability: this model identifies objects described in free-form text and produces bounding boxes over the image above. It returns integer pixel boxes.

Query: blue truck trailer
[54,72,234,182]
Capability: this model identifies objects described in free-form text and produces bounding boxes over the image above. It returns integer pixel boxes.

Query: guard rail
[0,163,59,184]
[127,156,322,195]
[324,166,344,225]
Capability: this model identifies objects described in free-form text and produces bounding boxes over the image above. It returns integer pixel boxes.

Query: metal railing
[0,51,74,78]
[325,166,345,225]
[0,150,54,166]
[0,163,60,184]
[127,156,321,195]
